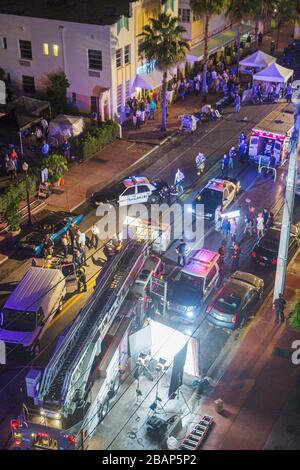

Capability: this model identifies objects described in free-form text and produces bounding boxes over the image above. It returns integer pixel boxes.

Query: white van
[0,267,66,355]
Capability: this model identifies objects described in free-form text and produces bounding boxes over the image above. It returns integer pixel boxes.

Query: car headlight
[205,213,212,217]
[186,306,196,317]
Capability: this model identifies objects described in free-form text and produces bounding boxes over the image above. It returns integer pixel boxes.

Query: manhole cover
[273,348,292,359]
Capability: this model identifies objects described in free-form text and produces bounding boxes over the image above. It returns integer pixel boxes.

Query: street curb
[67,131,178,213]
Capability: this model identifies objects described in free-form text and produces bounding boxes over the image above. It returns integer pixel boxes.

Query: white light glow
[149,320,197,376]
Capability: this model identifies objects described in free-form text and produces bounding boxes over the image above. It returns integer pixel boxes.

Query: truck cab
[167,249,220,321]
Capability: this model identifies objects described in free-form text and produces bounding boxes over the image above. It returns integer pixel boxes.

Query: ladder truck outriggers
[11,240,166,450]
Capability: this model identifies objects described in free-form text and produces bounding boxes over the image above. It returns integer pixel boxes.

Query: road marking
[50,272,99,326]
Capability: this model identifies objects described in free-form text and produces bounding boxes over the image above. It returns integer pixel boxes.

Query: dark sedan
[251,225,299,267]
[206,271,264,330]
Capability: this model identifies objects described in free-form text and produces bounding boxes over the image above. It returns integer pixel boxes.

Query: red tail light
[232,312,237,323]
[206,304,213,314]
[272,258,277,265]
[10,420,19,430]
[251,251,257,258]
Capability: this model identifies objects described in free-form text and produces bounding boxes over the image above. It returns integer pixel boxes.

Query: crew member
[195,153,206,175]
[174,169,185,193]
[77,265,87,292]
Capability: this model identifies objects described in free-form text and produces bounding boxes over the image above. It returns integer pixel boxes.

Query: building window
[52,44,59,56]
[0,37,7,49]
[90,96,98,113]
[43,43,49,55]
[19,40,32,60]
[164,0,174,13]
[125,80,131,99]
[117,16,129,34]
[117,84,122,111]
[178,9,190,23]
[72,92,77,104]
[88,49,102,71]
[124,45,130,65]
[22,75,35,94]
[116,48,122,68]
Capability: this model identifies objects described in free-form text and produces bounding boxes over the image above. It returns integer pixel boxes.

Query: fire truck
[248,105,294,167]
[10,240,165,450]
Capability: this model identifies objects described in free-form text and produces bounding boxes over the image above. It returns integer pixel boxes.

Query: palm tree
[251,0,276,50]
[275,0,298,49]
[190,0,225,101]
[226,0,254,76]
[139,12,190,132]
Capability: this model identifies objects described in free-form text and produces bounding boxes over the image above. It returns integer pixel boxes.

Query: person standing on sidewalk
[222,154,229,177]
[68,221,78,252]
[273,293,286,324]
[231,243,241,273]
[221,216,231,241]
[228,146,236,169]
[91,223,100,249]
[230,217,238,245]
[262,208,269,229]
[256,212,265,238]
[285,83,293,103]
[176,239,187,267]
[61,233,69,258]
[235,93,241,113]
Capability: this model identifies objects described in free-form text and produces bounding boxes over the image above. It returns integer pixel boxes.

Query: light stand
[22,162,32,226]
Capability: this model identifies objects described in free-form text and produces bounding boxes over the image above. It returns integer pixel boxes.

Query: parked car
[18,212,84,256]
[90,176,171,207]
[206,271,264,330]
[251,224,299,267]
[191,177,241,220]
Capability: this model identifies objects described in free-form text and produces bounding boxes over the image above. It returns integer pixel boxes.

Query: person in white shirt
[275,83,281,102]
[91,223,100,248]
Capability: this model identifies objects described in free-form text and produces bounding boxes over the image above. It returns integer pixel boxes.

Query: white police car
[192,177,241,220]
[91,176,163,207]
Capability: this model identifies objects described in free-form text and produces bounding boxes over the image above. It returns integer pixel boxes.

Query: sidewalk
[198,250,300,450]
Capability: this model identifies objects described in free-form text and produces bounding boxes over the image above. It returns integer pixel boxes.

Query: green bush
[0,181,26,231]
[81,121,119,160]
[289,298,300,331]
[44,154,68,183]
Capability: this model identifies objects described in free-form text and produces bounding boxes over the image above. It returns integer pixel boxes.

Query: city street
[1,99,300,449]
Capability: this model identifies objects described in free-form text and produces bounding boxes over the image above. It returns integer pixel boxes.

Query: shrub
[44,154,68,184]
[81,121,119,160]
[289,298,300,331]
[0,181,26,231]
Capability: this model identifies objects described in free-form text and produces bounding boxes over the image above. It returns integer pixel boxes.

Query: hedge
[81,121,120,160]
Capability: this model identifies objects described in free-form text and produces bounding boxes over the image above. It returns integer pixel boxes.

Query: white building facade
[0,0,179,121]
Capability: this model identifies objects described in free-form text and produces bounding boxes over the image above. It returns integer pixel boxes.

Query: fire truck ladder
[177,415,214,450]
[38,240,147,416]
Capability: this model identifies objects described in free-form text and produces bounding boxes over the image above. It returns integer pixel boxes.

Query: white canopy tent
[48,114,85,144]
[253,62,293,84]
[133,69,172,90]
[239,50,276,69]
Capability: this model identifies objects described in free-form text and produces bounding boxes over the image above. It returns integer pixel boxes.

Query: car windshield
[199,189,223,205]
[1,309,37,332]
[179,273,204,292]
[215,291,241,313]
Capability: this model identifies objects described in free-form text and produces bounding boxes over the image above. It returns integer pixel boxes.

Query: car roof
[123,176,150,188]
[205,178,234,192]
[230,271,263,289]
[182,249,219,278]
[222,281,248,298]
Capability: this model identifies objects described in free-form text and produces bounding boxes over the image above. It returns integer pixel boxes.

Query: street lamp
[21,161,33,226]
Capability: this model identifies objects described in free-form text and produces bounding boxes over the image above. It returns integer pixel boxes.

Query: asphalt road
[0,100,299,449]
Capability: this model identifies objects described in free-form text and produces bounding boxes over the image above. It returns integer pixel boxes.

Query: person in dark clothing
[68,222,78,252]
[43,234,54,258]
[266,212,274,229]
[176,239,187,267]
[72,249,83,269]
[273,293,286,323]
[217,244,225,285]
[162,185,171,205]
[262,208,269,228]
[231,243,240,272]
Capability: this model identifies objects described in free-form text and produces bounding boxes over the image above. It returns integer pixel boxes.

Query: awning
[239,50,276,69]
[133,69,172,90]
[187,23,254,63]
[253,62,293,83]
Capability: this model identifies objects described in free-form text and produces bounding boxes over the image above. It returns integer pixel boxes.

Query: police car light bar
[221,209,240,219]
